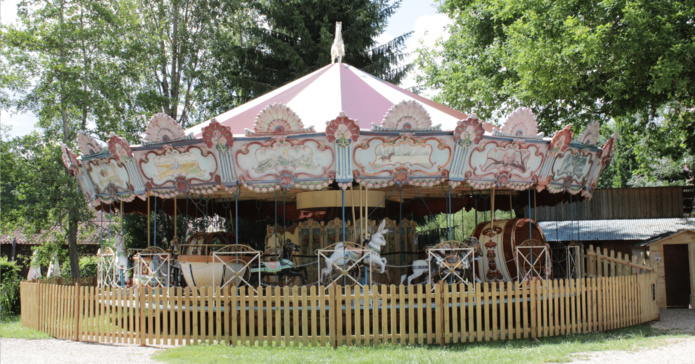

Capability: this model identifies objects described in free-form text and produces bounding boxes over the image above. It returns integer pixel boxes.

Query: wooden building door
[664,244,691,308]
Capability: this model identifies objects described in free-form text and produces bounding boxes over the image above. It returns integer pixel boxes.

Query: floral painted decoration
[202,119,234,150]
[326,112,360,146]
[549,125,573,154]
[454,114,485,146]
[107,133,133,163]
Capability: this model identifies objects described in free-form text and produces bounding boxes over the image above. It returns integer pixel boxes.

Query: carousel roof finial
[331,21,345,64]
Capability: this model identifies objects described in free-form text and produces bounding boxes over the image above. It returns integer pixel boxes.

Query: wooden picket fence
[585,245,653,277]
[21,272,659,347]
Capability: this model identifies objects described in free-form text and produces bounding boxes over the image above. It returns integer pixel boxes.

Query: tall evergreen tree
[204,0,412,114]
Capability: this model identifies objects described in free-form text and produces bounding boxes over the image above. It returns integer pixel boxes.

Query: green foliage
[419,0,695,131]
[418,0,695,185]
[0,315,52,339]
[0,257,22,316]
[71,255,99,277]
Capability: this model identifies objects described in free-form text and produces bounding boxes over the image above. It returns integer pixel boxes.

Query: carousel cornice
[63,76,615,209]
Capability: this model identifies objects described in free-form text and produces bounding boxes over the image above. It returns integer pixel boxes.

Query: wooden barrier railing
[585,245,653,277]
[20,272,659,346]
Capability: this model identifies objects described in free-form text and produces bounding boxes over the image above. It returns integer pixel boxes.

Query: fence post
[530,279,537,339]
[436,281,444,347]
[139,286,146,346]
[74,282,81,341]
[329,285,337,348]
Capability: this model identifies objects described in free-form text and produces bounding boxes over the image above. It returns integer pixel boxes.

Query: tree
[418,0,695,186]
[205,0,412,113]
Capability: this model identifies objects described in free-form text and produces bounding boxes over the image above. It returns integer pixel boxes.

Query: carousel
[61,27,616,290]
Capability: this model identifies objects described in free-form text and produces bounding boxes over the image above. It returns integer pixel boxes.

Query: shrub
[0,257,22,315]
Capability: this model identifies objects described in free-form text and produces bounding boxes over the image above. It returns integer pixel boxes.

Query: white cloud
[400,13,452,93]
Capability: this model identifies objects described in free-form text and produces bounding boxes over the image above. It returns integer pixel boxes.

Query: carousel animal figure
[27,249,42,281]
[401,238,482,285]
[250,240,307,286]
[330,21,345,64]
[320,220,389,284]
[400,256,434,286]
[114,232,129,285]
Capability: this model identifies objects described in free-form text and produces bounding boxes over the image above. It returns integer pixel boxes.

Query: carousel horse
[27,250,42,281]
[251,240,307,286]
[401,238,482,285]
[114,232,129,285]
[320,220,389,284]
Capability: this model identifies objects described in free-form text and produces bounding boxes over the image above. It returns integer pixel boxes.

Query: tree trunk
[67,207,81,278]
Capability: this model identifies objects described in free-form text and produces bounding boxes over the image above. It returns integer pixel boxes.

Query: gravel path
[1,310,693,363]
[0,339,164,364]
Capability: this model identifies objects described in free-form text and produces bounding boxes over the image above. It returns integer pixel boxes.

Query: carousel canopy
[61,59,617,216]
[186,63,495,137]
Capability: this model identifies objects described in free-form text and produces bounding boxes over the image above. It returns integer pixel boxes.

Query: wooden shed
[645,230,695,309]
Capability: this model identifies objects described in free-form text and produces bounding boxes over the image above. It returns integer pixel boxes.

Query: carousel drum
[471,218,549,282]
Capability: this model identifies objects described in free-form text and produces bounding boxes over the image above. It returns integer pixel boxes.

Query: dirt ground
[1,309,694,364]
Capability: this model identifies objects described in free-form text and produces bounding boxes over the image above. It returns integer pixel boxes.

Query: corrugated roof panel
[539,218,695,241]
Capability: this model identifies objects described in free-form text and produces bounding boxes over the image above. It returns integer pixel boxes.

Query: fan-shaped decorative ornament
[499,108,543,138]
[577,120,601,146]
[202,118,234,150]
[326,112,360,146]
[381,100,432,130]
[600,133,617,161]
[144,113,186,143]
[107,133,133,163]
[252,103,306,135]
[454,115,485,145]
[77,133,106,155]
[549,125,573,153]
[60,144,81,171]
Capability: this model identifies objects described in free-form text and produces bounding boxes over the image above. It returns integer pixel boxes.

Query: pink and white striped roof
[187,63,493,136]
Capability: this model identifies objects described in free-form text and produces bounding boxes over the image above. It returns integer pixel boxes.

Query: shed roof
[538,218,695,242]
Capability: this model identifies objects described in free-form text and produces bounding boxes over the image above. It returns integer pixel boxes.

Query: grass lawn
[0,315,51,339]
[153,325,692,364]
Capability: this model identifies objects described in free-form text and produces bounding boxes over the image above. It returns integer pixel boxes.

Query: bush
[0,257,22,315]
[79,256,99,277]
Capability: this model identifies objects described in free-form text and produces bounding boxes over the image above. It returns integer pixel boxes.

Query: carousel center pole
[350,185,357,241]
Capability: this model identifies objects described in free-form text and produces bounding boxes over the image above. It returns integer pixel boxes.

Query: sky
[0,0,451,139]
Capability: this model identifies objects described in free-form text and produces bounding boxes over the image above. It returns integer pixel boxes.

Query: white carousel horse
[400,256,433,286]
[27,250,42,281]
[47,254,61,278]
[400,243,481,285]
[321,220,389,283]
[114,232,129,284]
[330,21,345,64]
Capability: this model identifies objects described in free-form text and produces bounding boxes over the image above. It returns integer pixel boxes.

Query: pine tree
[204,0,412,115]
